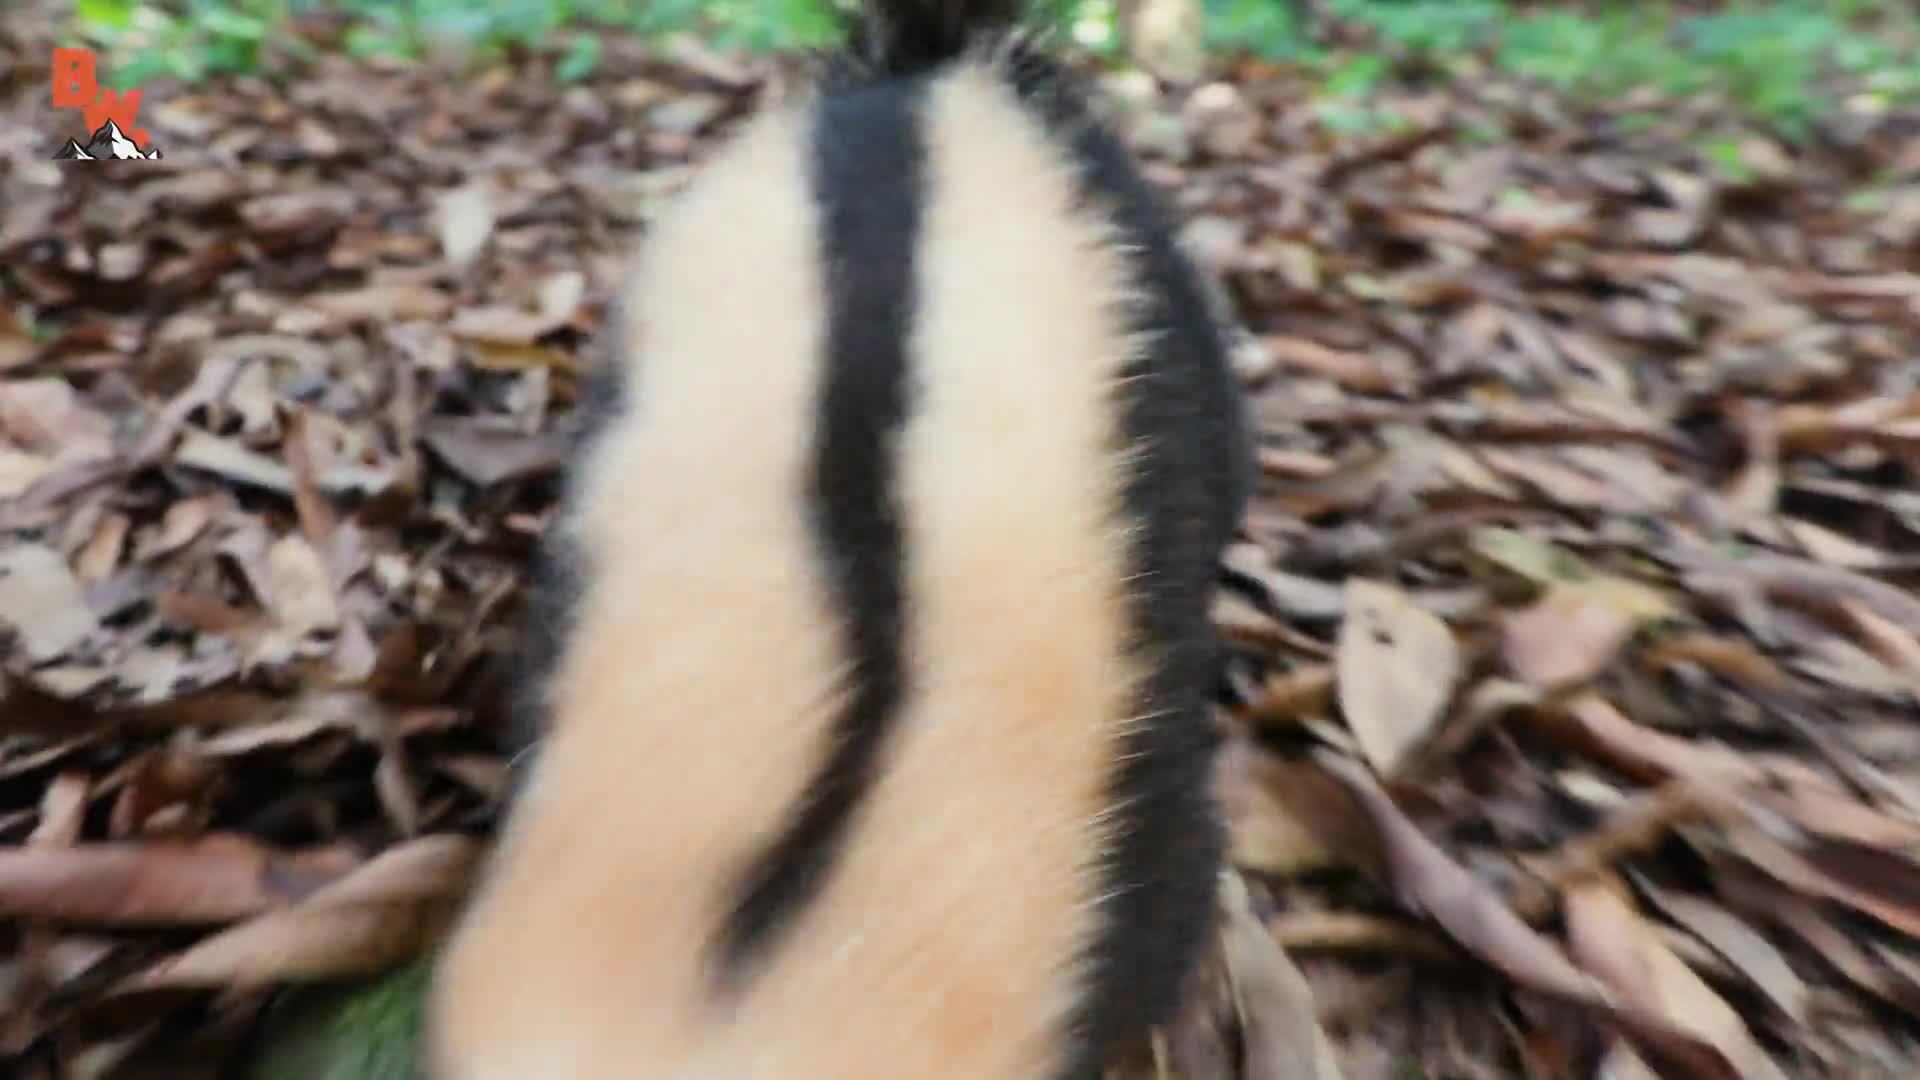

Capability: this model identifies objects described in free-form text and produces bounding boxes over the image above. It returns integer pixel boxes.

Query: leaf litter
[5,1,1920,1076]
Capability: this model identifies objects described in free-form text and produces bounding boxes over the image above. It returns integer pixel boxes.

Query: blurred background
[57,0,1920,137]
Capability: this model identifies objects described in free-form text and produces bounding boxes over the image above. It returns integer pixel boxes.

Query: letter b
[51,48,98,110]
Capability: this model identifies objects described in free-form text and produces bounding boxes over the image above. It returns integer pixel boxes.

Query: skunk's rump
[427,4,1250,1078]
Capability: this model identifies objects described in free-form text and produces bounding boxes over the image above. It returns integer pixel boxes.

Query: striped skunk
[426,0,1252,1077]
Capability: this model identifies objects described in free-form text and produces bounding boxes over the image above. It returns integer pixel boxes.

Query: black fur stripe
[712,78,928,988]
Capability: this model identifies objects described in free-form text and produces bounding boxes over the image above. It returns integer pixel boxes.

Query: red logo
[50,47,162,159]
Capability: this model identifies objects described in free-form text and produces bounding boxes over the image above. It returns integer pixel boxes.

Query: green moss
[247,959,432,1080]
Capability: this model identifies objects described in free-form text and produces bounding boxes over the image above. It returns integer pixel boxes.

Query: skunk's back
[427,3,1250,1079]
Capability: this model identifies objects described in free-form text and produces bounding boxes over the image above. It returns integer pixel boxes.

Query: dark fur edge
[986,37,1254,1080]
[496,298,634,801]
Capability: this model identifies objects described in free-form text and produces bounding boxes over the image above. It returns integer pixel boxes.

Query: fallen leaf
[0,834,361,925]
[121,836,475,989]
[418,417,571,487]
[0,543,100,662]
[263,535,340,639]
[1335,579,1460,777]
[1503,579,1674,691]
[436,183,496,271]
[1219,872,1346,1080]
[1564,877,1792,1080]
[1631,873,1809,1025]
[1220,739,1336,875]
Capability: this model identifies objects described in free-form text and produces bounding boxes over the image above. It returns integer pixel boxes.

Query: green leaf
[1323,53,1387,98]
[556,32,602,81]
[1318,100,1380,135]
[247,961,431,1080]
[75,0,137,31]
[1700,136,1754,183]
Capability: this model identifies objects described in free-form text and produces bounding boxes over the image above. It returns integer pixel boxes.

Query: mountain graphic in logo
[53,119,162,160]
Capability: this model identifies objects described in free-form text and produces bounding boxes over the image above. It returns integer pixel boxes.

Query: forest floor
[4,3,1920,1078]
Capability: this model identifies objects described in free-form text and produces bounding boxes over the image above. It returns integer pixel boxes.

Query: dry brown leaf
[30,773,90,848]
[1763,780,1920,850]
[1725,826,1920,941]
[1241,663,1335,728]
[450,304,568,345]
[71,512,129,583]
[1219,872,1346,1080]
[0,543,100,663]
[0,379,113,464]
[1564,877,1791,1080]
[1540,694,1761,787]
[1502,581,1662,691]
[1261,448,1393,518]
[436,182,496,271]
[1779,517,1896,570]
[1837,597,1920,693]
[262,535,340,639]
[1719,863,1920,1022]
[0,834,361,925]
[418,416,571,487]
[1335,579,1460,777]
[1312,751,1738,1075]
[172,427,295,493]
[0,446,54,499]
[1220,740,1335,876]
[537,270,588,325]
[0,310,36,371]
[1261,336,1404,394]
[1632,874,1809,1025]
[1639,634,1790,693]
[1311,750,1609,1001]
[121,836,475,989]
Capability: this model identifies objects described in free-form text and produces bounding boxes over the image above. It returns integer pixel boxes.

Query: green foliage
[66,0,1920,140]
[246,960,430,1080]
[1204,0,1305,61]
[1312,0,1920,140]
[75,0,865,85]
[1332,0,1503,55]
